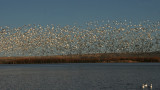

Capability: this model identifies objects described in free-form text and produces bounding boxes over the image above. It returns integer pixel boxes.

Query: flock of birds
[0,20,160,57]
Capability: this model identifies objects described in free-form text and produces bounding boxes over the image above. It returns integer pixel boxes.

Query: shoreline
[0,53,160,64]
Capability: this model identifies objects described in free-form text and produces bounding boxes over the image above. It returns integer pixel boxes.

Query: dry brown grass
[0,53,160,64]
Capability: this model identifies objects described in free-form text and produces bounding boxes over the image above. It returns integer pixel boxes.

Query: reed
[0,53,160,64]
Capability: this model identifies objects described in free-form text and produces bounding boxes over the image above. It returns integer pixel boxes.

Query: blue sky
[0,0,160,26]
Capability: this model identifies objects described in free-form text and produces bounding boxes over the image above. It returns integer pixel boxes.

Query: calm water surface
[0,63,160,90]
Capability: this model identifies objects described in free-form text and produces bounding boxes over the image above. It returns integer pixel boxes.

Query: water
[0,63,160,90]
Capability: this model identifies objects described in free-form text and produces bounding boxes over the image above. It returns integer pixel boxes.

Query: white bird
[144,84,148,87]
[142,84,145,89]
[150,84,152,89]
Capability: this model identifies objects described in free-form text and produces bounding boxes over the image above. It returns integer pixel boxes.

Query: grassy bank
[0,53,160,64]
